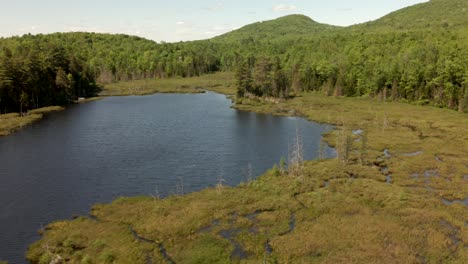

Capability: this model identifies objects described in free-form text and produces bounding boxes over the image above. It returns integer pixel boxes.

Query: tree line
[231,29,467,112]
[0,33,221,113]
[0,11,467,114]
[0,37,98,113]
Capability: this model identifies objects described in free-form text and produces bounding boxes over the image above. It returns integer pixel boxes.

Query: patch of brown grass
[27,76,467,263]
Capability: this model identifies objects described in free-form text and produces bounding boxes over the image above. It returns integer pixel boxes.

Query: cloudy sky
[0,0,428,42]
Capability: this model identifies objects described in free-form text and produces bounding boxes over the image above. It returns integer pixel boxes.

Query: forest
[0,0,467,113]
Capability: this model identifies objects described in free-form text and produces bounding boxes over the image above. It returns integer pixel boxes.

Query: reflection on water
[0,92,334,263]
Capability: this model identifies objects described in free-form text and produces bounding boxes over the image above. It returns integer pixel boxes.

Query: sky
[0,0,429,42]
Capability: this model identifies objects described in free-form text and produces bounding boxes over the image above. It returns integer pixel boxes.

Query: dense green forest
[0,39,99,113]
[0,0,467,113]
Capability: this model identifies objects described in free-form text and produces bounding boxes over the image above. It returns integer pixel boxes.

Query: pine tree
[235,60,253,98]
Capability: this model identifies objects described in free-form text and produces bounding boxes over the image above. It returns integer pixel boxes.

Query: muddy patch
[198,219,220,233]
[383,149,391,158]
[244,209,273,234]
[379,166,392,184]
[219,228,249,260]
[264,239,273,255]
[353,129,364,142]
[380,167,389,174]
[129,226,175,264]
[424,170,439,178]
[441,197,468,207]
[228,212,238,225]
[279,214,296,236]
[410,170,440,179]
[402,151,423,157]
[352,129,363,136]
[386,175,393,184]
[323,180,329,188]
[440,220,461,251]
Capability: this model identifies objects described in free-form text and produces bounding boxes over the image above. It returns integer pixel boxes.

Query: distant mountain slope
[353,0,468,31]
[213,14,340,43]
[1,0,467,113]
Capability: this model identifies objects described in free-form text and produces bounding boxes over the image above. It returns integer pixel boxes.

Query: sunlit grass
[0,106,64,137]
[100,72,235,96]
[27,74,467,263]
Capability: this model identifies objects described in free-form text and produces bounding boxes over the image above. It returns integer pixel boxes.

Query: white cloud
[273,4,297,12]
[176,21,185,25]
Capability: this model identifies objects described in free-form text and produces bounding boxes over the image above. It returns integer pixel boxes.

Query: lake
[0,92,334,263]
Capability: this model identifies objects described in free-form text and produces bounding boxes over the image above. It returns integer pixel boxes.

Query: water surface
[0,92,334,263]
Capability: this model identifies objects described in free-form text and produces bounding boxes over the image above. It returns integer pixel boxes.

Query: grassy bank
[0,99,103,138]
[100,72,235,96]
[0,106,64,137]
[27,76,467,263]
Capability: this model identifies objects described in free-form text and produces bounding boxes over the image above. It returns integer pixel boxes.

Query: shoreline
[25,77,467,263]
[0,98,104,138]
[0,106,64,137]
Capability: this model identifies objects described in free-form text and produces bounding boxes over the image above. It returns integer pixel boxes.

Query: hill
[213,14,340,43]
[0,0,467,114]
[354,0,468,32]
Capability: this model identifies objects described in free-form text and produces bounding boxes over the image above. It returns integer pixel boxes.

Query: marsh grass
[0,106,64,137]
[100,72,235,96]
[27,76,467,263]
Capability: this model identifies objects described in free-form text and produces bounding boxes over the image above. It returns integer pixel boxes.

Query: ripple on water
[0,92,336,262]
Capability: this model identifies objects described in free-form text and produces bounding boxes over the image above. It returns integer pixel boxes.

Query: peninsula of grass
[100,72,235,96]
[27,75,467,263]
[0,106,64,137]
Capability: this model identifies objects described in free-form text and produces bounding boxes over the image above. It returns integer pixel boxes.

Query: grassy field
[100,72,236,96]
[27,74,467,263]
[0,106,64,137]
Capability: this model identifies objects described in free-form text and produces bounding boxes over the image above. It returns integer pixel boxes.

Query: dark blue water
[0,92,334,263]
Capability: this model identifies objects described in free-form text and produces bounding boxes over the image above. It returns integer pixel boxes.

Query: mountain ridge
[212,14,340,42]
[0,0,466,114]
[2,0,466,43]
[352,0,468,32]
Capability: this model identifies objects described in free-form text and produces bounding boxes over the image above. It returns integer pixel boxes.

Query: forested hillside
[353,0,468,32]
[0,36,99,113]
[0,0,467,114]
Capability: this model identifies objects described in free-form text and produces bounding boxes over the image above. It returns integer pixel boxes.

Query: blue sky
[0,0,428,42]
